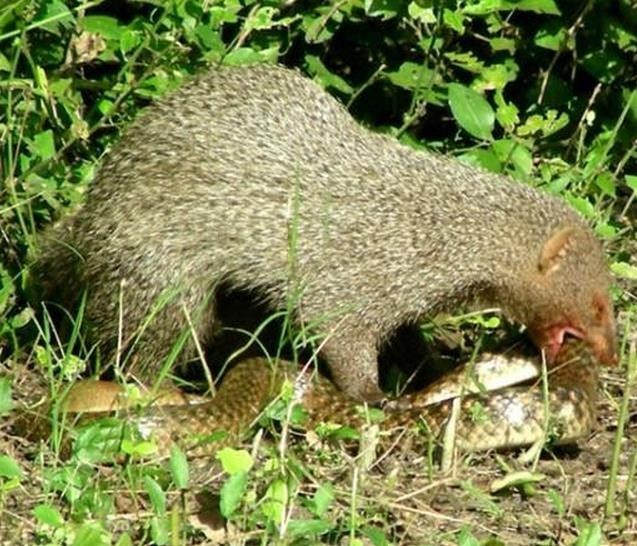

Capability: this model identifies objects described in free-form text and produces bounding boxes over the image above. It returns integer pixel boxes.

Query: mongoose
[32,63,617,402]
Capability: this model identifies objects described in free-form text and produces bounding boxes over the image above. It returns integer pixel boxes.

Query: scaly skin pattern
[68,339,596,457]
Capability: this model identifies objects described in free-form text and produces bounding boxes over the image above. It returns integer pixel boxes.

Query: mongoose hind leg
[89,279,220,385]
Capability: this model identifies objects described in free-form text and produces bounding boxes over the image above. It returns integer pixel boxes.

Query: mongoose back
[33,63,617,401]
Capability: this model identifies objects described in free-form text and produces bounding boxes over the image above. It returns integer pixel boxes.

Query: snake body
[27,339,597,458]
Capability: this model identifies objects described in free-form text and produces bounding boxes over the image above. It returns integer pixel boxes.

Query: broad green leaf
[287,519,333,537]
[115,533,133,546]
[385,62,432,91]
[170,445,189,490]
[73,523,109,546]
[150,516,169,546]
[625,175,637,192]
[491,139,532,175]
[0,455,22,479]
[408,3,436,24]
[457,527,481,546]
[594,172,616,197]
[216,447,253,474]
[305,55,353,94]
[33,130,55,160]
[37,0,74,36]
[448,83,494,140]
[443,9,465,33]
[566,195,596,219]
[312,483,334,517]
[81,16,123,40]
[143,476,166,515]
[458,149,502,173]
[364,0,403,20]
[362,525,391,546]
[573,521,602,546]
[0,377,12,415]
[220,471,248,518]
[490,471,546,493]
[611,262,637,280]
[261,478,288,523]
[464,0,560,15]
[33,504,64,528]
[244,6,279,31]
[535,22,570,51]
[0,52,11,72]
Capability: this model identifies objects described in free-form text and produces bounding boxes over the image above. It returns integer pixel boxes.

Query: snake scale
[16,339,599,458]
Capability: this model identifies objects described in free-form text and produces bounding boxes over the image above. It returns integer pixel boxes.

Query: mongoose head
[522,226,617,366]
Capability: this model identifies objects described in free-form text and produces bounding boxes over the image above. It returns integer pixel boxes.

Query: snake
[15,339,599,457]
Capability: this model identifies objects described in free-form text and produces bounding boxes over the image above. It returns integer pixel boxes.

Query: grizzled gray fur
[33,64,615,401]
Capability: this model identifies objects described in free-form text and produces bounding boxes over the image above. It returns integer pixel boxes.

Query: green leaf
[72,523,109,546]
[362,526,390,546]
[448,83,494,141]
[625,175,637,193]
[261,478,288,524]
[81,16,123,40]
[566,195,596,219]
[219,471,248,518]
[115,533,134,546]
[119,29,141,54]
[458,149,502,173]
[216,447,253,474]
[443,9,465,33]
[0,377,13,415]
[33,504,64,528]
[573,521,602,546]
[594,173,616,197]
[143,476,166,515]
[287,519,333,537]
[150,516,169,545]
[534,22,570,51]
[457,527,481,546]
[32,130,56,160]
[611,261,637,280]
[120,438,158,457]
[305,55,353,94]
[513,0,561,14]
[490,471,546,493]
[0,51,10,72]
[0,455,22,479]
[491,139,533,176]
[408,3,436,24]
[244,6,279,31]
[36,0,74,36]
[547,488,566,517]
[464,0,560,14]
[386,62,432,91]
[364,0,403,20]
[168,446,188,489]
[311,483,334,517]
[223,46,279,66]
[490,37,515,53]
[494,92,519,128]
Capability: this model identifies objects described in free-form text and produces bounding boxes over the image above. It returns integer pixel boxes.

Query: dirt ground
[1,348,635,545]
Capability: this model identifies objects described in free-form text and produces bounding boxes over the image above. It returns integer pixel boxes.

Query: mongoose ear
[538,226,577,275]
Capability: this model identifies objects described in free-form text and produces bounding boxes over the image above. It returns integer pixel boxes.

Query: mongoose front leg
[320,324,384,403]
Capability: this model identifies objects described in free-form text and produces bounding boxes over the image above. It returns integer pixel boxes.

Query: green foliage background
[1,0,636,360]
